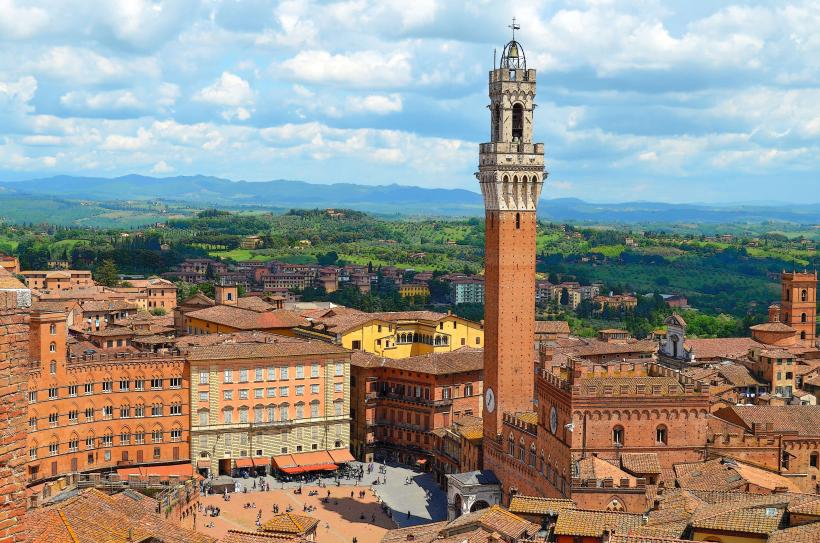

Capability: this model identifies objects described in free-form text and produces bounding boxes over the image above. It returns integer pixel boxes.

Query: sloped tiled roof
[576,456,636,486]
[685,338,760,360]
[187,305,307,330]
[223,531,304,543]
[508,495,575,515]
[25,488,215,543]
[535,320,571,334]
[260,513,319,535]
[766,522,820,543]
[554,509,643,537]
[379,522,448,543]
[727,405,820,436]
[185,335,349,360]
[442,505,538,540]
[350,348,483,375]
[621,452,662,475]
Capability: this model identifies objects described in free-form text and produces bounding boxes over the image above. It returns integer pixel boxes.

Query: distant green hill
[1,174,819,225]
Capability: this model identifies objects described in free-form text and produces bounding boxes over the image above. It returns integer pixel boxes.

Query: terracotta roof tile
[184,335,349,360]
[766,522,820,543]
[25,488,215,543]
[442,505,539,539]
[508,495,575,515]
[674,458,801,493]
[621,453,662,475]
[684,338,760,360]
[187,305,307,330]
[726,405,820,436]
[576,456,637,486]
[260,513,319,535]
[535,320,571,334]
[379,522,448,543]
[350,348,482,375]
[223,531,305,543]
[554,509,643,537]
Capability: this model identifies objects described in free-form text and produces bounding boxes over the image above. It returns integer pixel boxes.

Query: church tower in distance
[479,33,546,444]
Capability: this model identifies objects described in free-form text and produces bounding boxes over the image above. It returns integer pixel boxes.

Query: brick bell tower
[479,29,546,444]
[781,270,817,346]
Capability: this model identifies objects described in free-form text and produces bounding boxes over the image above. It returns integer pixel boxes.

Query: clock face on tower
[549,406,558,434]
[485,387,496,413]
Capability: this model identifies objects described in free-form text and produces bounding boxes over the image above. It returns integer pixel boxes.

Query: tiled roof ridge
[57,510,81,543]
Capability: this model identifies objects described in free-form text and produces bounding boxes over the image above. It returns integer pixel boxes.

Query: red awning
[300,463,337,473]
[292,450,334,468]
[280,466,304,475]
[235,458,253,469]
[328,449,355,463]
[117,462,194,479]
[272,454,297,470]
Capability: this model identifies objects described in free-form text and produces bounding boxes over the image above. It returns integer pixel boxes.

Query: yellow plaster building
[297,308,484,359]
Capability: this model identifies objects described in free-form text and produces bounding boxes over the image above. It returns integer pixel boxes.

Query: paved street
[366,462,449,528]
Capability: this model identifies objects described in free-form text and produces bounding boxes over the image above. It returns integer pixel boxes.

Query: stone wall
[0,290,29,543]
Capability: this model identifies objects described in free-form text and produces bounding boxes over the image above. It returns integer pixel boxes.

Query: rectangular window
[239,409,248,423]
[151,404,162,417]
[102,381,112,393]
[239,369,248,383]
[296,365,305,379]
[224,390,233,401]
[49,412,59,426]
[69,410,78,423]
[48,387,58,399]
[68,440,78,452]
[199,411,209,425]
[334,383,343,393]
[267,387,276,398]
[171,429,181,442]
[255,368,264,382]
[119,379,129,391]
[101,435,112,447]
[311,364,320,378]
[169,377,181,389]
[49,443,59,456]
[311,403,320,417]
[28,391,37,403]
[199,392,209,402]
[84,383,93,395]
[254,388,264,399]
[85,407,94,421]
[296,385,305,396]
[335,363,344,376]
[134,379,144,391]
[135,433,145,445]
[224,410,233,424]
[86,436,95,449]
[68,385,77,397]
[311,384,320,394]
[121,405,130,418]
[135,405,144,417]
[170,404,182,415]
[224,369,233,383]
[200,371,209,384]
[239,389,249,400]
[279,387,289,397]
[150,378,162,390]
[280,367,289,380]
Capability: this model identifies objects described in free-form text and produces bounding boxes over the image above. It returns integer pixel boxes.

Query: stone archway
[453,494,463,518]
[470,500,490,513]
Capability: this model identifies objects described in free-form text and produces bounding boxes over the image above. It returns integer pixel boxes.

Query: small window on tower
[516,213,521,229]
[512,103,523,141]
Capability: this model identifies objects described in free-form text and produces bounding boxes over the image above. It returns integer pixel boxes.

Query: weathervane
[509,17,520,40]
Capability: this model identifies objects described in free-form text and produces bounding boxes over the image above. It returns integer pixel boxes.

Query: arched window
[512,103,523,141]
[49,360,57,374]
[529,443,536,466]
[49,323,56,335]
[656,425,668,445]
[606,497,625,512]
[802,289,808,302]
[801,331,807,340]
[464,383,473,396]
[518,438,526,462]
[310,400,320,418]
[492,105,500,141]
[49,342,56,353]
[802,313,808,323]
[613,425,624,445]
[508,433,515,456]
[222,407,233,424]
[279,403,289,422]
[295,402,305,419]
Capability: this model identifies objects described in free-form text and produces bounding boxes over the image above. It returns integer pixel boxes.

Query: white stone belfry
[476,37,547,211]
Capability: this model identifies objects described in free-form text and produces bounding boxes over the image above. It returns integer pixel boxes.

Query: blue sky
[0,0,818,203]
